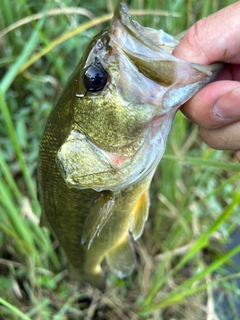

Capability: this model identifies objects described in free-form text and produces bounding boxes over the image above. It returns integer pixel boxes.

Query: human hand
[173,1,240,162]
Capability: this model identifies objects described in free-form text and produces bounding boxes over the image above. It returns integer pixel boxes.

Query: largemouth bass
[38,4,222,290]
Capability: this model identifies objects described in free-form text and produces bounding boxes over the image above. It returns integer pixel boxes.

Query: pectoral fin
[81,191,115,250]
[130,190,149,240]
[106,236,135,278]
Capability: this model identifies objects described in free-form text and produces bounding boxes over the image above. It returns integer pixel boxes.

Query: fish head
[56,4,222,191]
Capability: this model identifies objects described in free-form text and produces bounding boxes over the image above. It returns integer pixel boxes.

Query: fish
[37,3,223,290]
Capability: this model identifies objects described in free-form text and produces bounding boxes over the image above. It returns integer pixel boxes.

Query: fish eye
[84,63,108,92]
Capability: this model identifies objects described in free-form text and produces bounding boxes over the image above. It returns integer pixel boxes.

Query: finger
[199,120,240,150]
[181,81,240,129]
[173,2,240,64]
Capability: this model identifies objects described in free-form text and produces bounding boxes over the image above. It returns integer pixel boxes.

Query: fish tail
[71,265,106,292]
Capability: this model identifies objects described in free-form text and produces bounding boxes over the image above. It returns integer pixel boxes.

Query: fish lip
[111,4,136,36]
[110,3,158,52]
[108,4,179,87]
[110,3,177,55]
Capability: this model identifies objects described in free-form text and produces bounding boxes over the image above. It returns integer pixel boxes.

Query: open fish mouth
[109,3,180,87]
[109,4,222,85]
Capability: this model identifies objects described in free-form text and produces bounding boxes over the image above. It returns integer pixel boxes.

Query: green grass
[0,0,240,319]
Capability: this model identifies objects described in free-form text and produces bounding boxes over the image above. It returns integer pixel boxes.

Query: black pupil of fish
[84,64,107,92]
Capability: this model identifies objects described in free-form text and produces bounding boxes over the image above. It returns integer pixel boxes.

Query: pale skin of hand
[173,1,240,162]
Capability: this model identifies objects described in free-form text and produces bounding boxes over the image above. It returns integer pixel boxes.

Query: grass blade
[0,91,39,210]
[0,297,31,320]
[140,244,240,313]
[143,191,240,305]
[163,154,240,172]
[0,16,44,93]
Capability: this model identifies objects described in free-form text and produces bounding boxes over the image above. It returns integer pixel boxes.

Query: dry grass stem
[155,242,194,261]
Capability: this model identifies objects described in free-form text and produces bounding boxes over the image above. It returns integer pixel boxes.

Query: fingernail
[213,87,240,120]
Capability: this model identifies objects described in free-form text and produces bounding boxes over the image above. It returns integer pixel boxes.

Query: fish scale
[38,3,223,290]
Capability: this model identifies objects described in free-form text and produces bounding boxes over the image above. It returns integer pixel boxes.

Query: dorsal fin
[81,191,115,250]
[130,190,149,240]
[106,236,135,278]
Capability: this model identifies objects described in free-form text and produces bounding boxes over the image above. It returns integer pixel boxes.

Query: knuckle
[184,19,211,64]
[199,127,225,150]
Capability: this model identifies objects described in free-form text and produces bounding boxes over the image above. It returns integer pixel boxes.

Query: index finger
[173,2,240,65]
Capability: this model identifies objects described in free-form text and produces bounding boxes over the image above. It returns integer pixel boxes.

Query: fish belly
[39,150,152,289]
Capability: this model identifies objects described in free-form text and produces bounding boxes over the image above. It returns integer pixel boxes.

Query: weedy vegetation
[0,0,240,319]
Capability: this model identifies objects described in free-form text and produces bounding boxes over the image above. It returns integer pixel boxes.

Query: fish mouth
[109,3,179,87]
[109,4,223,89]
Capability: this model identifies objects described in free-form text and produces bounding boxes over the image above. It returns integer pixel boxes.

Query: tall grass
[0,0,239,319]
